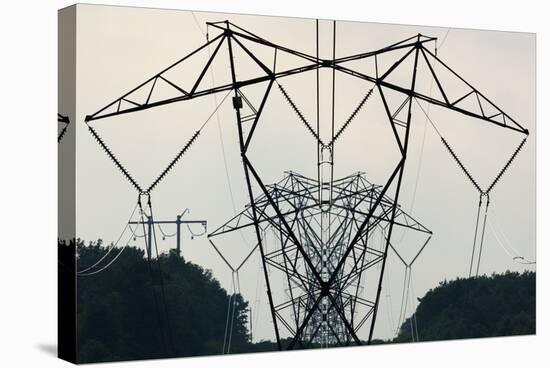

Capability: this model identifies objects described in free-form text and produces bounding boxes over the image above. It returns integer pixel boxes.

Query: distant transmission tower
[210,171,431,347]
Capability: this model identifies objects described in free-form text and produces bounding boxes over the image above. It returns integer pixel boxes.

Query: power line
[488,218,536,265]
[409,271,420,342]
[138,198,169,356]
[438,28,452,51]
[414,97,444,138]
[83,22,529,349]
[148,198,176,355]
[77,202,139,274]
[77,245,127,277]
[191,11,206,36]
[191,12,253,252]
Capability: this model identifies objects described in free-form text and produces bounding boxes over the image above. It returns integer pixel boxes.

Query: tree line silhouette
[59,240,535,363]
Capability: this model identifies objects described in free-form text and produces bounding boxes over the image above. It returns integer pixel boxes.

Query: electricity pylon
[210,171,431,347]
[85,20,529,350]
[129,210,206,259]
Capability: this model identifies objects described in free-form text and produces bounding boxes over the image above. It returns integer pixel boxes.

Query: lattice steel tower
[85,19,528,350]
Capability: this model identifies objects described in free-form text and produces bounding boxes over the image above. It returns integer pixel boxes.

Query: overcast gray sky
[65,4,535,342]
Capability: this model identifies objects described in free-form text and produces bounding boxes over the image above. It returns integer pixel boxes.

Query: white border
[0,1,547,367]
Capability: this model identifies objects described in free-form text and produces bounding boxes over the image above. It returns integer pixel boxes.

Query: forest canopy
[60,240,535,362]
[393,271,535,343]
[70,239,250,363]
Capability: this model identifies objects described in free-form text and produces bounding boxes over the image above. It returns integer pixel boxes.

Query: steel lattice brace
[209,171,431,348]
[84,19,529,350]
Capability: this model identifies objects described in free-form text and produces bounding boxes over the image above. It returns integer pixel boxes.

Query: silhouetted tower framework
[210,171,431,347]
[85,20,529,350]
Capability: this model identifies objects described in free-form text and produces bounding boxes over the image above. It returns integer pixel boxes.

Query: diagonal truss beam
[85,22,529,138]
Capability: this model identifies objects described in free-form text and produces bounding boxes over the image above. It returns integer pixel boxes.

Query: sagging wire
[77,243,127,277]
[251,246,264,341]
[488,218,536,265]
[414,97,528,277]
[137,194,170,356]
[129,222,147,239]
[191,12,253,249]
[186,223,207,238]
[385,231,431,339]
[222,271,240,354]
[85,33,229,348]
[82,96,222,268]
[191,11,206,37]
[209,236,260,353]
[221,270,245,354]
[469,193,490,277]
[396,266,412,338]
[227,271,242,353]
[146,194,176,355]
[77,202,139,275]
[158,224,177,239]
[435,28,451,56]
[382,264,397,336]
[408,271,420,342]
[249,228,267,343]
[392,81,433,245]
[393,31,453,244]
